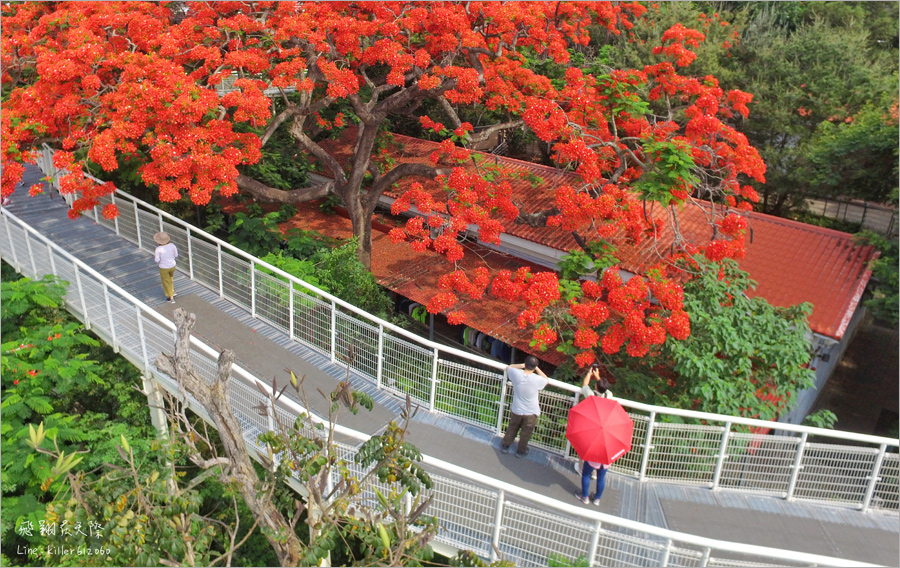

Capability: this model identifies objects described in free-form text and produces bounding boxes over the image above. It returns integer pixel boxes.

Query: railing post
[158,214,164,233]
[111,194,120,235]
[785,432,808,501]
[699,547,711,567]
[135,305,150,373]
[564,391,581,458]
[495,372,508,436]
[186,227,194,280]
[24,230,37,277]
[102,283,119,352]
[711,421,732,490]
[639,411,657,481]
[3,214,21,272]
[73,265,91,329]
[133,200,142,249]
[142,374,170,440]
[216,243,224,297]
[330,300,337,363]
[288,284,296,341]
[587,519,602,566]
[861,443,887,513]
[660,538,673,567]
[250,260,256,317]
[429,348,439,412]
[489,489,505,562]
[47,243,56,275]
[376,324,384,389]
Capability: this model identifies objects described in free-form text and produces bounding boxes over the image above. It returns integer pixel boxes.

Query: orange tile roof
[277,201,567,365]
[317,131,876,340]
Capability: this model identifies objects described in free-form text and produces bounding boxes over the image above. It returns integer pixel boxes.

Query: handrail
[0,206,883,567]
[40,147,898,449]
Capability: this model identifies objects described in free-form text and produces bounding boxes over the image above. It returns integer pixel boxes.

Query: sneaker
[592,497,601,506]
[574,492,590,505]
[515,448,529,458]
[500,445,510,454]
[169,297,175,303]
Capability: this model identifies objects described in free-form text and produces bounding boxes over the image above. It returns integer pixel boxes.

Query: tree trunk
[347,198,374,269]
[155,309,307,567]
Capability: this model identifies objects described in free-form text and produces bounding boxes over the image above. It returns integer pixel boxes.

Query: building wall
[779,305,868,425]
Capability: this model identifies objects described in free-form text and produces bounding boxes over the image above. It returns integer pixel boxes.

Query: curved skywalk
[2,165,897,566]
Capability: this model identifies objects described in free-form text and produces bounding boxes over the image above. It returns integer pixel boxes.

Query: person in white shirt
[500,356,549,458]
[153,232,178,303]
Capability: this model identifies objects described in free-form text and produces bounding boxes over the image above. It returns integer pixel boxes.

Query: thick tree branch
[155,309,306,567]
[369,162,451,207]
[236,174,332,203]
[259,106,300,147]
[514,206,560,228]
[467,120,524,146]
[289,116,348,186]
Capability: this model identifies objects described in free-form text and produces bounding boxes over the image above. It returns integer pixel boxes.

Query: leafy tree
[0,272,155,565]
[855,230,899,327]
[150,308,438,566]
[798,101,899,204]
[2,2,769,369]
[611,257,816,421]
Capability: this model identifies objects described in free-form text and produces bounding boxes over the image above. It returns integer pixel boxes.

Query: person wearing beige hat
[153,232,178,303]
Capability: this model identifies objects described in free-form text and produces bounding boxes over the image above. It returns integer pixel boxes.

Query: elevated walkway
[1,165,897,566]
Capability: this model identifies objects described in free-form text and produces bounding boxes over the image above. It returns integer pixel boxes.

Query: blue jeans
[581,461,608,500]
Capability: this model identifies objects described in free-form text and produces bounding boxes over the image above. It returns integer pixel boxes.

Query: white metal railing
[0,207,883,568]
[31,146,900,514]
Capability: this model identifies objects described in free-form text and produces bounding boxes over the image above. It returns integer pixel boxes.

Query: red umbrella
[566,397,634,464]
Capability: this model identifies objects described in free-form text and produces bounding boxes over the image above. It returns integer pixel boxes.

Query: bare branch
[236,174,333,204]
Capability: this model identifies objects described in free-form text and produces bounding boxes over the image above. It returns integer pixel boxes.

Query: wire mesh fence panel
[665,546,705,567]
[253,268,291,334]
[51,251,82,310]
[427,475,497,557]
[292,292,332,355]
[220,252,252,310]
[114,196,139,244]
[381,334,433,406]
[334,312,379,380]
[593,529,667,567]
[95,195,116,231]
[229,379,274,448]
[871,452,899,513]
[107,290,141,353]
[78,272,113,337]
[499,501,594,567]
[30,236,53,275]
[707,554,805,567]
[189,236,221,290]
[501,387,575,453]
[718,433,799,496]
[434,360,503,429]
[140,316,177,374]
[793,443,878,506]
[612,413,650,477]
[136,210,160,254]
[645,423,724,486]
[4,223,29,274]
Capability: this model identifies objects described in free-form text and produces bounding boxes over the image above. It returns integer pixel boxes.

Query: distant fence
[0,205,882,568]
[29,146,900,515]
[805,197,898,236]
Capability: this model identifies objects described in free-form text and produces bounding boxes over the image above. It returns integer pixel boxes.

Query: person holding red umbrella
[566,395,634,506]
